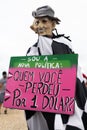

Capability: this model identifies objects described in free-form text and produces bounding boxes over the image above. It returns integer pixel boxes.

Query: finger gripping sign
[3,54,78,115]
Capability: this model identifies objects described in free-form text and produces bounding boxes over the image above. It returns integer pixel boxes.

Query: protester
[25,5,87,130]
[0,71,7,114]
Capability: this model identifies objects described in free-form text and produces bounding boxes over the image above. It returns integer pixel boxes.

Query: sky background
[0,0,87,77]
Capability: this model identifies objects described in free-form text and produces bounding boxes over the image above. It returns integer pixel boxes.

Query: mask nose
[38,21,44,28]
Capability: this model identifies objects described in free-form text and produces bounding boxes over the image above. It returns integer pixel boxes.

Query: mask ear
[52,21,56,30]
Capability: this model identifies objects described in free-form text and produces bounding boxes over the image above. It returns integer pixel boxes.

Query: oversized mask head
[30,17,56,36]
[30,5,60,36]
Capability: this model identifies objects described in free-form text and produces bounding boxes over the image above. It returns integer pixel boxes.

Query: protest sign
[4,54,78,115]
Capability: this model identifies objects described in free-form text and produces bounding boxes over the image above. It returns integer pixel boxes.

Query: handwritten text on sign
[4,67,76,115]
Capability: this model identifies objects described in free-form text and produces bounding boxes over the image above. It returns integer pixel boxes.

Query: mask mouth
[37,28,45,33]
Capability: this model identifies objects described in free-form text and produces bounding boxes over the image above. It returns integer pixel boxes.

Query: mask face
[30,17,55,36]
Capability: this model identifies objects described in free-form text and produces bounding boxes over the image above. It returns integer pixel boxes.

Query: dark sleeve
[75,78,86,110]
[65,44,74,54]
[60,42,87,130]
[25,110,36,120]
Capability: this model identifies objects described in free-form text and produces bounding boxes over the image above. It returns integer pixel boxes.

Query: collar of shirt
[38,36,53,55]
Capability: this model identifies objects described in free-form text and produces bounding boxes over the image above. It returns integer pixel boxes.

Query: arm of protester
[0,82,3,90]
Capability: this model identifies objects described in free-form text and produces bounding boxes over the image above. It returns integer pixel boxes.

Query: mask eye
[35,20,39,25]
[42,19,48,23]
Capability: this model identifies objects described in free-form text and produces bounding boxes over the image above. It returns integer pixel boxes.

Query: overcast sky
[0,0,87,77]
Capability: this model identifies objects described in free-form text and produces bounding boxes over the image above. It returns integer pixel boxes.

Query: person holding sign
[25,5,87,130]
[0,71,7,114]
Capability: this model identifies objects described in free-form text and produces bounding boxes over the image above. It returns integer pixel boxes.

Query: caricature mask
[30,17,56,36]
